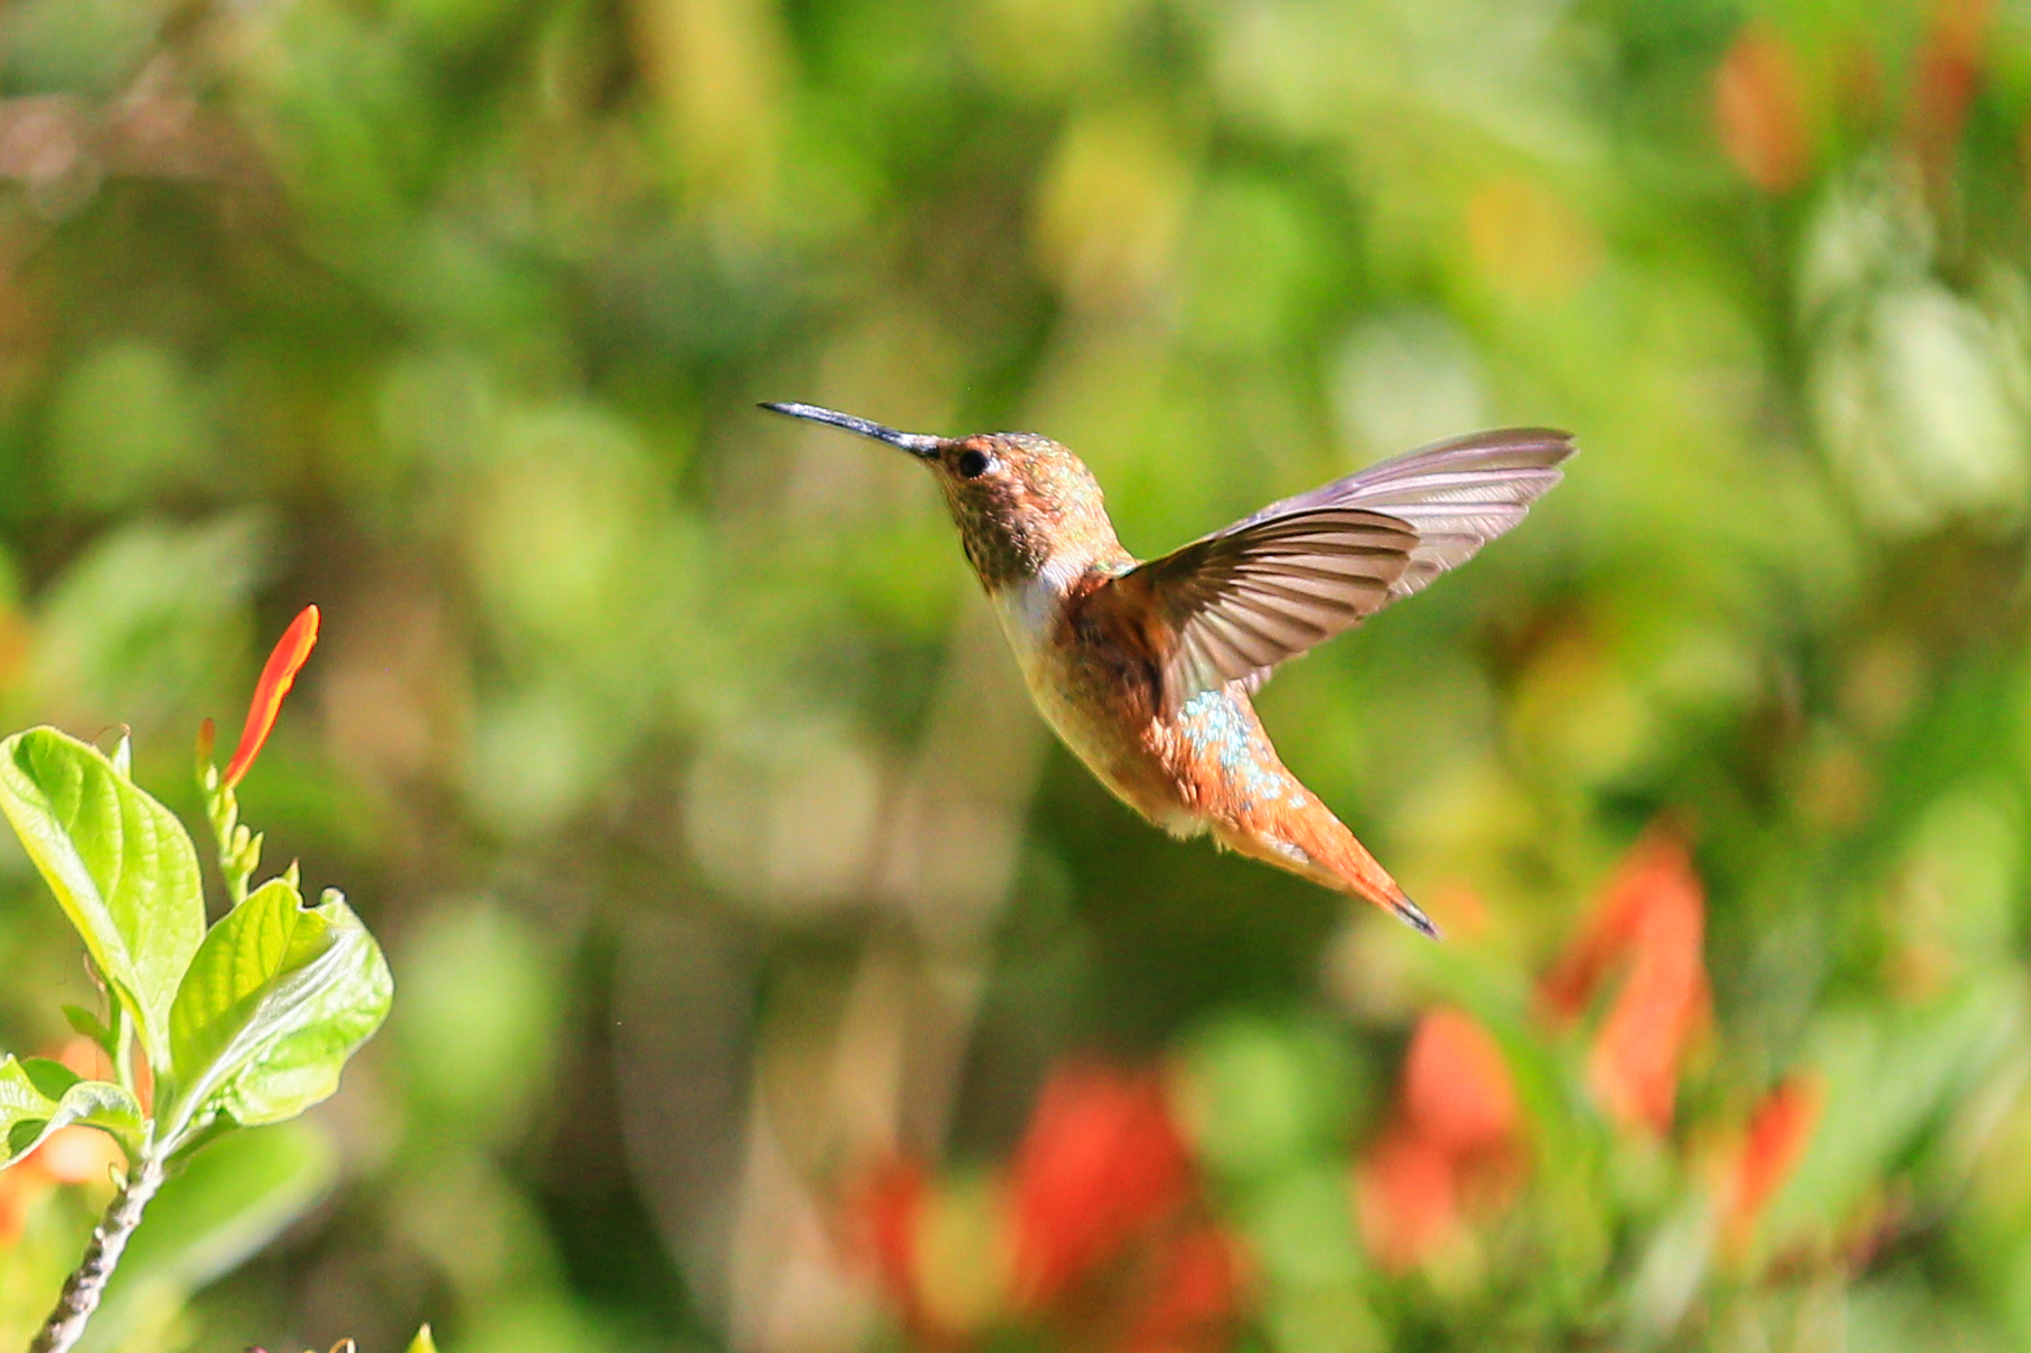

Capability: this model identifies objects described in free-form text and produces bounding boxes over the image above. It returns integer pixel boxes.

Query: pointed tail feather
[1214,807,1442,940]
[1387,891,1441,939]
[1305,818,1442,939]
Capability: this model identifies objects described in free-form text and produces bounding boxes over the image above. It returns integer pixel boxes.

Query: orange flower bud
[223,605,319,789]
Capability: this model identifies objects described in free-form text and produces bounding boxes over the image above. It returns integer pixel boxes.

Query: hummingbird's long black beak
[759,402,943,460]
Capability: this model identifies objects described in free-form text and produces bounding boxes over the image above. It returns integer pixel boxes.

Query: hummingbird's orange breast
[989,558,1191,831]
[993,560,1302,841]
[991,561,1421,925]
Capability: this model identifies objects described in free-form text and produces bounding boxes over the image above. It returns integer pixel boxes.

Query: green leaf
[0,727,205,1072]
[406,1326,439,1353]
[62,1003,118,1061]
[165,877,393,1134]
[19,1055,81,1100]
[0,1054,142,1165]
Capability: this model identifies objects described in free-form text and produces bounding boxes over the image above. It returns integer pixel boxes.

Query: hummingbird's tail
[1212,802,1440,939]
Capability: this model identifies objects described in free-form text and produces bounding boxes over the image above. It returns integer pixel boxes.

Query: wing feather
[1100,508,1416,715]
[1237,427,1576,603]
[1081,427,1575,715]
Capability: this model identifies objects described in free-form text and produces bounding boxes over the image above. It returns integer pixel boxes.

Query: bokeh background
[2,0,2031,1348]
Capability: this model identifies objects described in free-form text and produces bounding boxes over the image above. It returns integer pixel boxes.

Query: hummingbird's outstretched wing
[1088,508,1417,718]
[1237,427,1575,604]
[1093,428,1573,716]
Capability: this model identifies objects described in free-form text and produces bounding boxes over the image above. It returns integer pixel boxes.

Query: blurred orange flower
[1544,826,1710,1135]
[1363,826,1723,1271]
[1355,1124,1458,1273]
[1715,22,1813,192]
[224,604,320,789]
[852,1062,1240,1352]
[1010,1063,1192,1309]
[1909,0,1992,175]
[857,1157,939,1342]
[1403,1008,1519,1158]
[1356,1008,1523,1271]
[1723,1074,1824,1257]
[1116,1223,1242,1353]
[0,1162,41,1243]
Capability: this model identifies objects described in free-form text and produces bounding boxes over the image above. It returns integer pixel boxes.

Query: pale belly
[1024,658,1207,837]
[990,565,1203,837]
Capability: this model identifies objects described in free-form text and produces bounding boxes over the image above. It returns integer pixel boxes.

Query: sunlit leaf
[165,878,393,1132]
[0,727,205,1073]
[0,1054,141,1165]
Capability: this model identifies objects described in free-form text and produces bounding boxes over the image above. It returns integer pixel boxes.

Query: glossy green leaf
[406,1325,440,1353]
[0,1054,142,1165]
[0,727,204,1071]
[165,877,393,1132]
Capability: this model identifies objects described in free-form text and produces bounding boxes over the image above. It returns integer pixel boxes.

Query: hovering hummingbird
[762,402,1573,936]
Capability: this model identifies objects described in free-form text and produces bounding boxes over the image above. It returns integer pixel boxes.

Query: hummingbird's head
[761,403,1119,589]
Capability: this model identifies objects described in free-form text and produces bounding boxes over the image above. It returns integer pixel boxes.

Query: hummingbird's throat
[957,516,1052,590]
[947,479,1057,590]
[941,436,1121,592]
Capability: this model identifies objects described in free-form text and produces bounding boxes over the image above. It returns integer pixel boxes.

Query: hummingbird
[762,402,1573,936]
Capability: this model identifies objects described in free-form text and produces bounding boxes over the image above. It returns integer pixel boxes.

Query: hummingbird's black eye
[955,448,992,479]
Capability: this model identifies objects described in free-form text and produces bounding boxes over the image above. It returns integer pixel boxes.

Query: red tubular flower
[1590,841,1707,1135]
[1542,831,1673,1022]
[851,1156,940,1341]
[1724,1074,1824,1256]
[1355,1124,1459,1272]
[1009,1064,1192,1310]
[1403,1008,1519,1158]
[849,1066,1214,1350]
[223,605,320,789]
[859,1158,928,1312]
[1116,1224,1243,1353]
[1357,1007,1524,1271]
[1542,826,1710,1135]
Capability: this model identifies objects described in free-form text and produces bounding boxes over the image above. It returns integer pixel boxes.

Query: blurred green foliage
[1,0,2030,1348]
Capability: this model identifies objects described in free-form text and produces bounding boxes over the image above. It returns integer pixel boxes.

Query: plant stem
[111,1010,135,1100]
[27,1150,164,1353]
